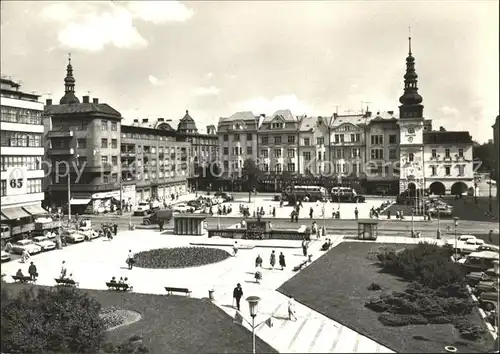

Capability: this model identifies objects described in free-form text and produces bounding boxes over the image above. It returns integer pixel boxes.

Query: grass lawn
[278,242,493,353]
[3,283,277,354]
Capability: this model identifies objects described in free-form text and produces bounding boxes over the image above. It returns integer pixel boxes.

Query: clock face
[408,137,413,143]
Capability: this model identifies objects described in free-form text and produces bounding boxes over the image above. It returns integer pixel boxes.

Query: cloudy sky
[1,1,498,141]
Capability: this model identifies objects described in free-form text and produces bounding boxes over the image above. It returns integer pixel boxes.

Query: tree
[242,158,261,202]
[1,285,105,353]
[473,141,496,176]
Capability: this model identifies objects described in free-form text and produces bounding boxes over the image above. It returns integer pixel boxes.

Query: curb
[189,242,300,249]
[466,284,498,340]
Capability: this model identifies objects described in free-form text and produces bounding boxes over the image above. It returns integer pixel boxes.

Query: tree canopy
[242,158,261,202]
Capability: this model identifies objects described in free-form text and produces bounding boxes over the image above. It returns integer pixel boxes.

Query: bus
[289,185,327,202]
[330,187,366,203]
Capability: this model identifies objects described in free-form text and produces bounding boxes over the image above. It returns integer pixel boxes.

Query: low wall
[207,228,310,241]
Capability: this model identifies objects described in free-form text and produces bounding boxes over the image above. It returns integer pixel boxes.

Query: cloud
[148,75,165,86]
[41,1,193,52]
[204,72,214,79]
[194,86,220,96]
[440,105,460,116]
[232,94,312,115]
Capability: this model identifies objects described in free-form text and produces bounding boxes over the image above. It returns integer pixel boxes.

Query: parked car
[458,251,499,272]
[459,238,485,254]
[475,280,499,296]
[64,230,85,243]
[10,240,42,255]
[446,234,477,248]
[33,235,56,251]
[134,202,152,216]
[466,268,498,286]
[143,209,174,225]
[476,244,500,253]
[1,250,11,262]
[479,292,498,311]
[173,203,192,213]
[187,200,203,209]
[214,192,234,202]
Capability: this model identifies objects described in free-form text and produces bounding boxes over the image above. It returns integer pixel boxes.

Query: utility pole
[333,105,340,115]
[119,174,123,215]
[361,101,372,114]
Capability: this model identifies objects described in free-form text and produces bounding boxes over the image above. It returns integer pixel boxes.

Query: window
[77,139,86,148]
[103,175,109,184]
[350,134,355,142]
[261,136,269,144]
[370,148,384,159]
[263,164,269,172]
[336,148,344,159]
[389,135,397,144]
[111,173,118,182]
[458,148,464,157]
[288,149,295,158]
[274,149,282,158]
[334,134,340,143]
[234,134,240,141]
[101,138,108,149]
[342,164,347,173]
[432,149,437,158]
[223,134,228,142]
[388,149,397,159]
[303,138,310,146]
[246,133,252,140]
[316,137,324,145]
[339,135,344,143]
[352,163,359,174]
[287,163,295,172]
[27,179,43,194]
[351,148,360,158]
[355,133,360,142]
[233,147,242,155]
[275,163,282,173]
[272,122,284,129]
[101,120,108,131]
[112,156,118,166]
[288,135,295,144]
[223,161,229,170]
[371,135,383,145]
[1,156,42,171]
[445,149,450,158]
[111,139,117,149]
[303,152,311,161]
[0,106,42,125]
[458,165,465,176]
[223,147,229,155]
[431,166,437,176]
[274,136,282,144]
[318,152,322,160]
[409,153,414,162]
[0,180,6,197]
[261,149,269,158]
[101,156,108,164]
[246,146,252,155]
[445,166,451,176]
[0,131,42,147]
[111,122,117,131]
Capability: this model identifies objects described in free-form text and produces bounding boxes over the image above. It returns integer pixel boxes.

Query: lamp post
[474,176,478,204]
[489,171,493,213]
[453,217,459,261]
[411,208,415,238]
[246,296,261,354]
[437,209,441,239]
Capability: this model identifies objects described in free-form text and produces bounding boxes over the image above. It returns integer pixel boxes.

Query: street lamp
[489,171,493,213]
[246,296,261,354]
[436,209,441,239]
[411,208,415,238]
[473,176,478,205]
[453,217,459,261]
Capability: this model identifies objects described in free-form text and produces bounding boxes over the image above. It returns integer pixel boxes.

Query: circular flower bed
[134,247,232,269]
[100,306,126,330]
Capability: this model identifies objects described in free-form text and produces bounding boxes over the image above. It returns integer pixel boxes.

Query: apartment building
[43,57,122,213]
[365,111,401,194]
[297,116,331,176]
[329,114,366,180]
[0,77,46,239]
[217,111,261,186]
[121,119,190,203]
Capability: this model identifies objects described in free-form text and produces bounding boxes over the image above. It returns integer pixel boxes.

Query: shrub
[368,282,382,291]
[367,246,396,261]
[452,318,486,341]
[134,247,231,269]
[100,307,127,330]
[378,313,429,326]
[1,286,105,353]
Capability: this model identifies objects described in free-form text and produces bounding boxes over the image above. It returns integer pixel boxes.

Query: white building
[1,77,46,239]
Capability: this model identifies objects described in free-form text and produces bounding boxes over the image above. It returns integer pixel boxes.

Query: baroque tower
[59,53,80,105]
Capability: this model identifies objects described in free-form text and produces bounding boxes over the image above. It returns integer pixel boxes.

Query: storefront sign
[6,167,28,196]
[92,190,120,199]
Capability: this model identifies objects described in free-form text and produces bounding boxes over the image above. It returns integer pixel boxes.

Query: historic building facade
[0,77,46,239]
[494,115,499,200]
[297,115,330,176]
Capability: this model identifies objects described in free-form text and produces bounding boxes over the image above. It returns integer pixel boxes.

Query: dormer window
[271,122,284,129]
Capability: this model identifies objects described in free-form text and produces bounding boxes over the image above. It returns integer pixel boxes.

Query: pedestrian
[28,261,38,281]
[60,260,67,279]
[233,241,239,257]
[127,249,135,270]
[255,269,262,284]
[290,210,296,223]
[255,254,263,268]
[302,239,308,257]
[309,207,313,219]
[387,210,391,219]
[233,283,243,310]
[268,221,273,230]
[354,207,359,220]
[272,207,276,217]
[159,220,164,232]
[279,252,286,270]
[488,229,493,244]
[270,250,276,269]
[288,295,297,321]
[113,223,118,236]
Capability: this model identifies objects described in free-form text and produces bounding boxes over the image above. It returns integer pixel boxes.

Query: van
[459,251,499,272]
[1,225,11,240]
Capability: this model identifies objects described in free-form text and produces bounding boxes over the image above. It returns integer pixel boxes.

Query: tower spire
[59,54,80,104]
[399,29,424,119]
[408,27,412,55]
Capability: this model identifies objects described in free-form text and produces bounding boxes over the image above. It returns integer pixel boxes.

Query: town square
[1,1,499,353]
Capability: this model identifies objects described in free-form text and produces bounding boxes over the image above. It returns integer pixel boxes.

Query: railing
[47,148,75,155]
[47,130,74,138]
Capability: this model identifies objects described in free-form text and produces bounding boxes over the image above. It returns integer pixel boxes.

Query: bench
[54,278,78,287]
[106,282,133,291]
[292,261,308,272]
[12,275,34,283]
[165,286,191,296]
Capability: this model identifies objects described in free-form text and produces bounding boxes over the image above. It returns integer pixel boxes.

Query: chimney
[142,118,149,123]
[46,98,52,106]
[157,118,164,122]
[388,110,394,115]
[133,119,139,123]
[366,111,372,118]
[82,96,90,103]
[333,113,338,119]
[93,98,99,104]
[260,114,266,118]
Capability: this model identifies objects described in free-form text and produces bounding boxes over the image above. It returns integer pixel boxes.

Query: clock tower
[397,33,425,193]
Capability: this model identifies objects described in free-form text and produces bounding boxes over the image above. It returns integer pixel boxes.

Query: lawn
[278,242,493,353]
[3,283,277,354]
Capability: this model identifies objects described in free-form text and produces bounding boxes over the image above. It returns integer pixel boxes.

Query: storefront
[91,190,120,213]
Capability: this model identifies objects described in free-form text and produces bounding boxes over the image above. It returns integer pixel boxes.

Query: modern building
[494,115,500,200]
[0,77,46,239]
[121,118,190,203]
[298,115,330,176]
[43,56,122,213]
[175,110,218,191]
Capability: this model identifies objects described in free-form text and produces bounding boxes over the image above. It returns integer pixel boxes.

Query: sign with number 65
[6,167,28,196]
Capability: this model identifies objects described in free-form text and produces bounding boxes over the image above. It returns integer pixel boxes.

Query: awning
[1,207,31,220]
[22,205,48,216]
[70,198,91,205]
[1,214,7,221]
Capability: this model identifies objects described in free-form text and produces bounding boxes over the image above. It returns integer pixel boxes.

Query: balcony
[121,151,136,156]
[83,163,112,173]
[47,147,75,156]
[121,165,136,171]
[47,130,74,139]
[48,183,117,192]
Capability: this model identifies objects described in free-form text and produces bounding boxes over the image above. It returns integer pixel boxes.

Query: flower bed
[100,306,126,329]
[134,247,231,269]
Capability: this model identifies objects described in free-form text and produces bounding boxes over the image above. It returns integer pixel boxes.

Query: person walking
[488,229,494,244]
[302,239,308,257]
[233,241,239,257]
[272,207,276,217]
[127,249,135,270]
[255,255,263,268]
[309,207,313,219]
[279,252,286,270]
[288,295,297,321]
[28,261,38,281]
[233,283,243,311]
[113,223,118,236]
[354,207,359,220]
[270,250,276,269]
[60,261,67,279]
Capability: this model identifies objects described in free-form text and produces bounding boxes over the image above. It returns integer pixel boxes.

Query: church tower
[397,30,425,194]
[59,54,80,105]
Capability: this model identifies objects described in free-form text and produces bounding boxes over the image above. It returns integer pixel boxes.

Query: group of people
[15,261,38,281]
[109,276,131,287]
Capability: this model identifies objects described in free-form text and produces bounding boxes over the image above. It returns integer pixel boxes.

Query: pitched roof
[330,114,367,128]
[263,109,297,123]
[44,102,121,118]
[177,110,198,132]
[298,116,319,132]
[423,131,473,144]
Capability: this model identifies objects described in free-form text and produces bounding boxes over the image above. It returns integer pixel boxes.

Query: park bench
[106,282,133,291]
[165,286,192,296]
[292,261,308,272]
[12,275,34,283]
[54,278,78,287]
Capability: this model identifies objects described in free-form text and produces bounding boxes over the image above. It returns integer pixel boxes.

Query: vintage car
[214,192,234,202]
[476,244,500,253]
[445,234,477,248]
[33,235,56,251]
[173,203,192,213]
[474,280,499,296]
[134,202,152,216]
[64,230,85,243]
[459,238,485,254]
[466,268,498,286]
[1,250,11,262]
[10,239,42,255]
[479,292,498,312]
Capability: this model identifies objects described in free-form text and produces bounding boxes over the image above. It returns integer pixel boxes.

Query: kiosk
[357,219,379,240]
[174,214,207,236]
